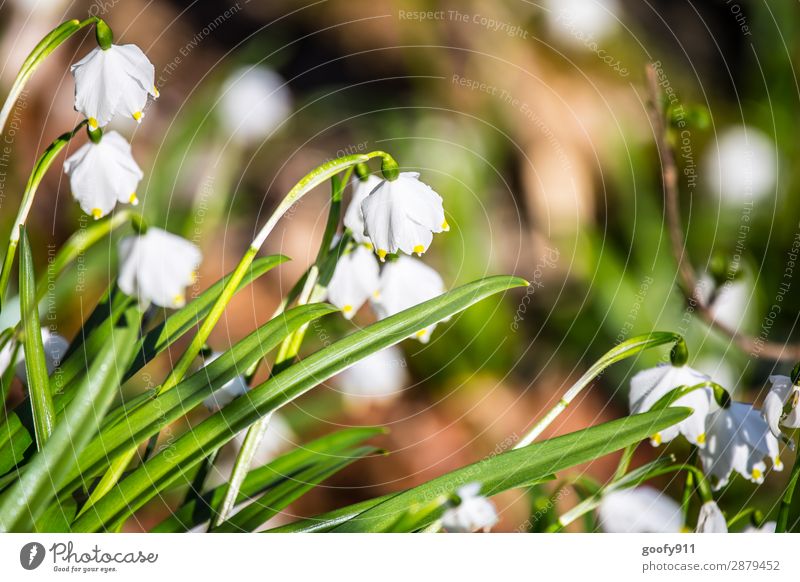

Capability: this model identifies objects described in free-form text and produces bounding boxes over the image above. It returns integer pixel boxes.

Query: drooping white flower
[334,346,408,403]
[699,401,783,489]
[698,275,753,331]
[744,521,776,533]
[441,483,498,533]
[63,131,143,219]
[361,172,448,261]
[704,126,777,204]
[71,44,158,129]
[371,256,445,343]
[202,353,250,411]
[325,244,380,319]
[629,364,713,448]
[0,328,69,386]
[544,0,621,47]
[763,375,800,441]
[696,501,728,533]
[117,228,201,309]
[597,487,683,533]
[217,66,292,144]
[343,175,382,245]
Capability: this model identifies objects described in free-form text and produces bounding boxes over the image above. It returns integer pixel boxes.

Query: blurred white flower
[441,483,498,533]
[704,126,776,204]
[699,275,752,331]
[325,244,380,319]
[335,346,408,404]
[744,521,776,533]
[544,0,621,47]
[762,375,800,441]
[629,364,712,448]
[0,328,68,386]
[361,172,448,261]
[371,256,445,343]
[598,487,683,533]
[343,175,382,245]
[232,413,294,468]
[699,401,783,489]
[202,353,250,411]
[71,44,158,129]
[63,131,143,219]
[218,66,291,144]
[695,501,727,533]
[118,228,201,309]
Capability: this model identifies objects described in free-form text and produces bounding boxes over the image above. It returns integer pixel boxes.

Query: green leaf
[59,303,337,496]
[19,228,54,449]
[0,306,142,532]
[71,275,527,532]
[331,407,691,532]
[152,427,384,532]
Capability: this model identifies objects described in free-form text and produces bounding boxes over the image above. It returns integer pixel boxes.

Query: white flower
[629,364,712,447]
[63,131,143,219]
[763,375,800,441]
[441,483,498,533]
[71,44,158,129]
[343,175,382,245]
[117,228,201,309]
[744,521,776,533]
[698,275,753,331]
[325,244,380,319]
[202,353,250,411]
[544,0,621,47]
[699,401,783,489]
[0,328,69,386]
[371,256,445,343]
[696,501,728,533]
[335,346,408,403]
[218,66,292,144]
[361,172,448,261]
[598,487,683,533]
[704,126,776,204]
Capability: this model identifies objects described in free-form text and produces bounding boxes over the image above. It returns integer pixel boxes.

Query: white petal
[325,245,380,319]
[598,487,683,533]
[335,345,408,401]
[343,176,381,244]
[442,484,498,533]
[696,501,728,533]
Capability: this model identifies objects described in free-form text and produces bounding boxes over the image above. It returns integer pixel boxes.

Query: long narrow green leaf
[331,407,691,532]
[19,228,53,449]
[263,495,392,533]
[71,275,527,532]
[60,303,337,496]
[0,306,142,532]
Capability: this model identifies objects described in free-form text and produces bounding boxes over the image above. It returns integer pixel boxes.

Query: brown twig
[644,63,800,362]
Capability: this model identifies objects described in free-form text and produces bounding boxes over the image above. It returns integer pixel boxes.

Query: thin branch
[645,63,800,362]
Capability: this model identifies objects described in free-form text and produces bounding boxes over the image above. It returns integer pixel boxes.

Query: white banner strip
[1,533,798,581]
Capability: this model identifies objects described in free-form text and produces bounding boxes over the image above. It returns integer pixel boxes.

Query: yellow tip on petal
[342,304,353,313]
[696,433,706,445]
[190,271,199,284]
[88,117,98,129]
[679,526,692,533]
[377,249,387,261]
[415,328,427,338]
[650,433,662,446]
[173,294,185,307]
[153,86,160,98]
[132,111,143,122]
[364,242,373,251]
[372,290,381,299]
[775,456,784,470]
[129,193,139,205]
[441,220,449,231]
[91,208,103,220]
[413,244,425,255]
[751,468,763,481]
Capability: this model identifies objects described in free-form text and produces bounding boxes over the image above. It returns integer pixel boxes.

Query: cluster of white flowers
[629,362,784,489]
[62,28,201,309]
[441,483,499,533]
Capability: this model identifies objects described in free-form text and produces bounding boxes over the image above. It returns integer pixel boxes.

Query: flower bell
[218,66,292,145]
[325,244,380,319]
[361,172,448,261]
[597,487,683,533]
[695,501,727,533]
[71,21,158,129]
[699,401,783,489]
[63,130,143,219]
[628,363,712,448]
[334,346,408,404]
[762,374,800,442]
[1,328,69,386]
[117,227,202,309]
[371,255,445,343]
[343,175,382,246]
[441,483,498,533]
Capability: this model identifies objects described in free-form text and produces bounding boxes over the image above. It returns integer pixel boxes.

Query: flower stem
[776,443,800,532]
